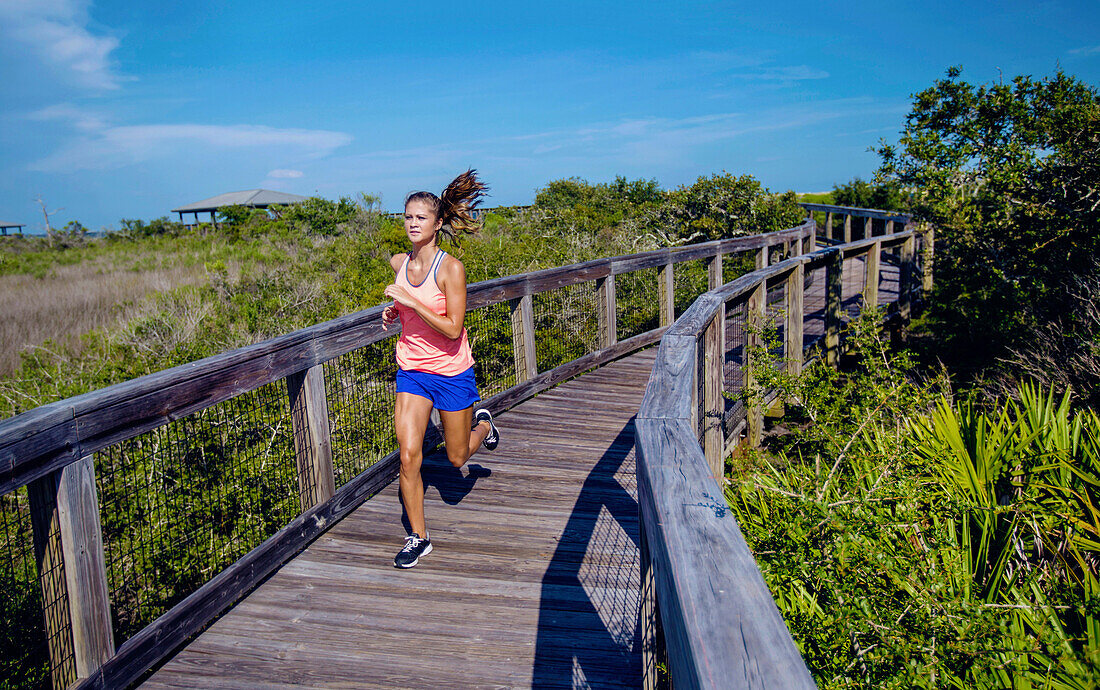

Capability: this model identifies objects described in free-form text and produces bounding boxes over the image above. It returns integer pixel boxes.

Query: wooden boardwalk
[143,350,657,689]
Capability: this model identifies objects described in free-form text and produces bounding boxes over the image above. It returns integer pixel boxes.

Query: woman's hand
[381,304,399,330]
[384,284,416,308]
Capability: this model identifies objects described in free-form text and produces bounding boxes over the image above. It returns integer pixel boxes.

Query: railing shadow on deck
[532,420,642,689]
[0,203,929,689]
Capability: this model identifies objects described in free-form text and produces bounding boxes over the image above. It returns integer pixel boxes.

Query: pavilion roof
[0,220,25,228]
[171,189,309,213]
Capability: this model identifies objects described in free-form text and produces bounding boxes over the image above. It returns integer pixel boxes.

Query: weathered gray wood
[886,219,895,235]
[825,211,834,241]
[864,216,873,239]
[899,234,915,319]
[287,365,335,512]
[702,310,724,477]
[596,275,617,349]
[29,456,114,684]
[82,449,401,690]
[639,334,697,422]
[786,262,804,377]
[825,248,843,365]
[658,262,675,327]
[744,281,766,448]
[634,416,815,689]
[843,213,852,243]
[509,294,537,383]
[755,246,768,270]
[706,253,723,290]
[799,202,911,223]
[143,351,655,689]
[28,473,78,690]
[864,239,882,310]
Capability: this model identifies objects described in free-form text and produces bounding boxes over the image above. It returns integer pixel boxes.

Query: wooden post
[785,262,804,377]
[886,219,895,235]
[922,227,935,297]
[658,262,674,326]
[843,214,852,243]
[287,364,336,511]
[755,245,768,270]
[509,294,537,382]
[28,456,114,685]
[899,234,915,319]
[825,249,843,365]
[703,307,724,477]
[596,275,617,349]
[825,211,834,241]
[706,252,724,290]
[863,216,872,239]
[744,280,766,448]
[863,240,881,311]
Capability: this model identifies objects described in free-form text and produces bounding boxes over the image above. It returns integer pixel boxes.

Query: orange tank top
[394,250,474,376]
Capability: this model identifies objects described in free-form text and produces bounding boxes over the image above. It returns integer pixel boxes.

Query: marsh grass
[0,263,208,376]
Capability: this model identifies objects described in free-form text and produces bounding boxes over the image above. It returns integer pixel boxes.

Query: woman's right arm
[382,254,404,330]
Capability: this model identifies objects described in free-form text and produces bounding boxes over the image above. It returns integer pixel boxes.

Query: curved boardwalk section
[143,350,656,689]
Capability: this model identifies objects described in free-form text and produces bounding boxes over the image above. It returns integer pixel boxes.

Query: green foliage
[831,177,907,211]
[877,68,1100,375]
[729,315,1100,687]
[281,196,359,235]
[116,216,187,239]
[662,172,805,242]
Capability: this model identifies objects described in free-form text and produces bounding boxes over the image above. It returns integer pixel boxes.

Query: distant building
[0,221,25,236]
[171,189,310,224]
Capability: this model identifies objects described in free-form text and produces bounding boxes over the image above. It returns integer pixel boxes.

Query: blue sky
[1,0,1098,232]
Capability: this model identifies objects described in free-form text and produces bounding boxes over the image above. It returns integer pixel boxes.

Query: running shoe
[394,532,432,569]
[475,408,499,450]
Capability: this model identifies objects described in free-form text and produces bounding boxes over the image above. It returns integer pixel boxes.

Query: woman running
[382,169,500,569]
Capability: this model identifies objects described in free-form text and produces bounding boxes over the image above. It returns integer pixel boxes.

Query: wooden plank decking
[143,350,657,689]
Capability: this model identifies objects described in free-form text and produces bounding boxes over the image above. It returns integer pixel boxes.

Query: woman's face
[404,200,443,244]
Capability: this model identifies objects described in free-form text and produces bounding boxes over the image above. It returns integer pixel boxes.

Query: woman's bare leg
[394,392,435,537]
[438,407,491,469]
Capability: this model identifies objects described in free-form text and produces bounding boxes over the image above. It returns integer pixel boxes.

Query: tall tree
[877,68,1100,370]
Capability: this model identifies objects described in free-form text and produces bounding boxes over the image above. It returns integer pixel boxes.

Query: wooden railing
[0,219,818,689]
[635,204,932,687]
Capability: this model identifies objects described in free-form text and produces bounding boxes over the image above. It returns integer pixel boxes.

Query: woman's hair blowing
[405,169,489,244]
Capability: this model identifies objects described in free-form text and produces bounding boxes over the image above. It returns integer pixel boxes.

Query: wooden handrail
[2,217,819,689]
[635,219,931,688]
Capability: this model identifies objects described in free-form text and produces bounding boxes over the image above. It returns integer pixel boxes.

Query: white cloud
[28,103,106,131]
[0,0,123,90]
[1069,45,1100,56]
[267,169,304,178]
[31,123,353,172]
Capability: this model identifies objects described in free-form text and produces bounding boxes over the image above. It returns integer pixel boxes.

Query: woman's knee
[399,445,422,473]
[445,445,469,468]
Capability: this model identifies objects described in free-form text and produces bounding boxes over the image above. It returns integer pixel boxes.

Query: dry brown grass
[0,262,206,376]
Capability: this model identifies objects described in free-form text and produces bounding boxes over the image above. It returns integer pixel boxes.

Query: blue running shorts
[395,366,481,412]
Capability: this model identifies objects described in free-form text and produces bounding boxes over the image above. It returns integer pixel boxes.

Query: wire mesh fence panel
[674,259,709,318]
[532,282,600,373]
[722,252,758,285]
[842,254,867,321]
[722,297,749,439]
[95,381,298,644]
[803,265,828,352]
[765,281,787,366]
[324,338,399,488]
[0,487,74,690]
[616,268,660,341]
[466,302,517,399]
